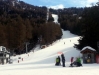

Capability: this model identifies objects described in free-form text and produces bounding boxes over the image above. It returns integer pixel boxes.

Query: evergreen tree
[75,6,99,53]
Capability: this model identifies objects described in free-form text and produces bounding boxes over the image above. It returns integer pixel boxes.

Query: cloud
[76,0,97,7]
[69,0,98,7]
[40,0,98,7]
[87,0,97,3]
[86,0,97,7]
[21,0,98,8]
[49,4,65,9]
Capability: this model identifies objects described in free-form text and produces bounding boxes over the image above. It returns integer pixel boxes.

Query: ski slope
[11,29,80,64]
[0,30,99,75]
[0,14,99,75]
[52,14,60,24]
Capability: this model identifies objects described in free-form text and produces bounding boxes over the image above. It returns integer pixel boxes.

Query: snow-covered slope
[52,14,59,24]
[0,14,99,75]
[11,30,80,64]
[10,14,81,64]
[0,30,99,75]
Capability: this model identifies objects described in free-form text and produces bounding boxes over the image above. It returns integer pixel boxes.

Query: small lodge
[0,46,10,64]
[80,46,97,64]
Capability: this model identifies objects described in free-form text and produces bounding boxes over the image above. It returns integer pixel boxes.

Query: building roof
[80,46,96,53]
[81,46,96,51]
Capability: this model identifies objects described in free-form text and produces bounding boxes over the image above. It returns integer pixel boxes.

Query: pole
[26,43,27,54]
[26,42,30,54]
[3,51,4,65]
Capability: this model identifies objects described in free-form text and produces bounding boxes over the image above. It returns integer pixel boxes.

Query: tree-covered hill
[75,6,99,53]
[1,0,99,54]
[0,0,62,54]
[49,2,99,53]
[49,7,84,35]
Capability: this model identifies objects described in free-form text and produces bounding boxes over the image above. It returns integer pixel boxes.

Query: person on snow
[58,56,61,65]
[70,57,74,67]
[55,56,61,66]
[61,54,65,67]
[76,57,82,67]
[71,57,74,63]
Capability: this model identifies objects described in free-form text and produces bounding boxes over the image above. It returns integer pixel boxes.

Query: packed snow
[0,30,99,75]
[0,14,99,75]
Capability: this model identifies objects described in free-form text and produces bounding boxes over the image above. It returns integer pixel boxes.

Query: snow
[52,14,59,24]
[46,8,49,22]
[81,46,96,51]
[12,1,15,6]
[0,46,7,52]
[0,14,99,75]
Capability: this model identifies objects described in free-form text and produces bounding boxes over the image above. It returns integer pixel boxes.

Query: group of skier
[55,53,66,67]
[70,57,82,67]
[55,54,82,67]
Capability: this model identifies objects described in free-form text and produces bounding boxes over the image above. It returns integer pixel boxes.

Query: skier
[61,54,65,67]
[55,56,60,66]
[71,57,74,63]
[58,56,61,65]
[76,57,82,67]
[70,57,74,67]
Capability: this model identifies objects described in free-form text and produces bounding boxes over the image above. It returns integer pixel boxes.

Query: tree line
[75,5,99,53]
[50,2,99,53]
[0,0,62,54]
[2,0,99,54]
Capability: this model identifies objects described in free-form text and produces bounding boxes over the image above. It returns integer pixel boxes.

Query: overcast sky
[21,0,98,9]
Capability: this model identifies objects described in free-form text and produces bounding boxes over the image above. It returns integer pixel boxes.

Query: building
[80,46,97,64]
[0,46,10,64]
[41,45,47,49]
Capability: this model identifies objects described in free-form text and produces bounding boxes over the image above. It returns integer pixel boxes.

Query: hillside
[0,0,63,53]
[0,30,99,75]
[11,30,80,64]
[0,0,86,54]
[10,13,81,64]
